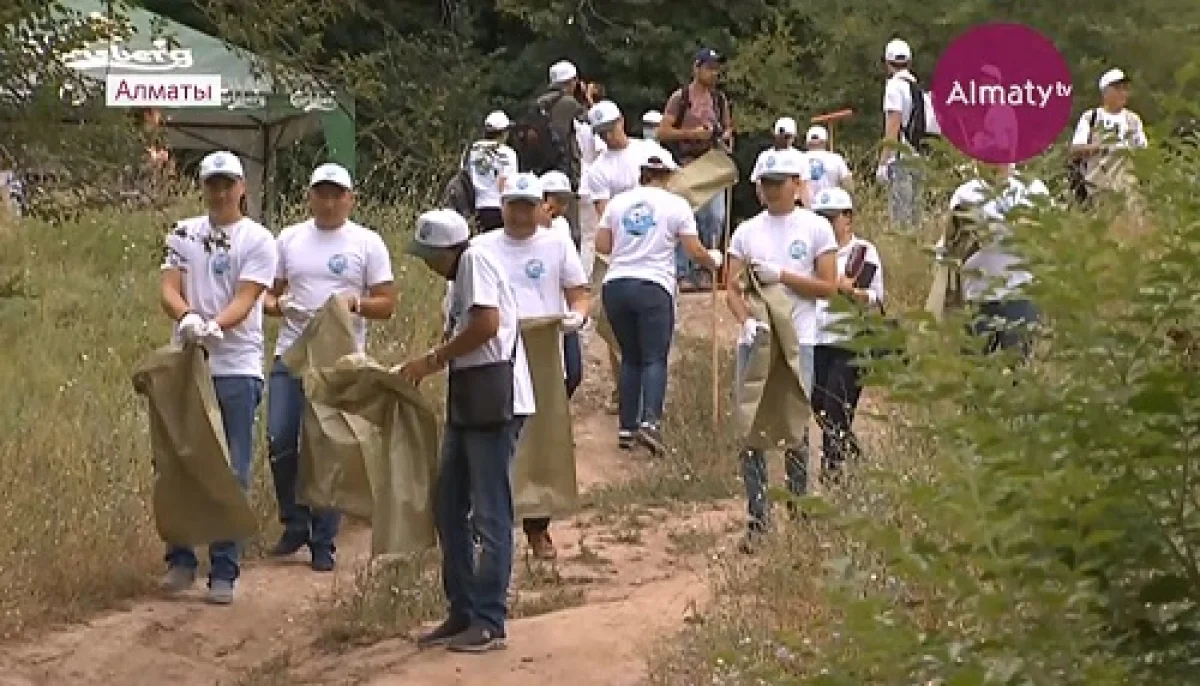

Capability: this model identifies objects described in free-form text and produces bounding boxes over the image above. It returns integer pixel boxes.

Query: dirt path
[0,294,739,686]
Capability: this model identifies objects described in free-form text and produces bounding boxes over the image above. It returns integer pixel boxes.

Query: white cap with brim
[549,60,578,85]
[640,144,678,171]
[484,110,511,131]
[755,148,806,180]
[540,171,572,195]
[641,110,663,125]
[811,187,853,212]
[309,162,353,190]
[502,172,544,203]
[407,209,471,257]
[1099,68,1128,90]
[806,125,829,142]
[885,38,911,63]
[774,117,797,136]
[588,100,622,132]
[199,151,244,181]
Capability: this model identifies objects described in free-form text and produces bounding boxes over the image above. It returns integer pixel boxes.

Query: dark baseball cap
[694,48,724,66]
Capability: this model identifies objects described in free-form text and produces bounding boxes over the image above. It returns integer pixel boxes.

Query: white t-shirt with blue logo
[471,228,587,319]
[801,150,852,195]
[273,219,394,356]
[599,185,699,297]
[161,215,278,378]
[728,208,838,345]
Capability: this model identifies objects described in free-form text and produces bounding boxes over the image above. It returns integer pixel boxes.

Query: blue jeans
[734,341,814,531]
[266,358,341,553]
[165,375,263,582]
[969,299,1038,360]
[887,160,922,230]
[523,333,582,535]
[602,278,675,432]
[676,190,726,278]
[436,416,526,634]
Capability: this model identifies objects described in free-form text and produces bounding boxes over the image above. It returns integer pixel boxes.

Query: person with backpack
[467,111,520,233]
[877,38,936,231]
[1068,68,1148,208]
[510,61,588,246]
[657,47,735,292]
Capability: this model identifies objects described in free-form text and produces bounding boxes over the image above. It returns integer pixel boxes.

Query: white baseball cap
[540,170,572,195]
[502,172,544,203]
[641,109,663,125]
[806,125,829,142]
[549,60,578,84]
[755,148,806,180]
[407,209,470,256]
[198,151,244,181]
[884,38,911,63]
[774,117,797,136]
[1099,68,1128,90]
[640,143,679,171]
[811,187,853,213]
[484,110,511,131]
[588,100,622,132]
[309,162,353,190]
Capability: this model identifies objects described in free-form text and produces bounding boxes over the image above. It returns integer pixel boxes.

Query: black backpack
[510,91,568,175]
[441,146,476,220]
[1067,108,1099,205]
[664,85,730,161]
[903,80,939,155]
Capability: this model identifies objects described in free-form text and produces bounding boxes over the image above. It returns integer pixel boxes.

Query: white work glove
[707,249,724,270]
[875,163,890,185]
[197,320,224,347]
[738,317,770,347]
[561,310,588,334]
[278,293,312,321]
[177,312,205,342]
[752,260,783,285]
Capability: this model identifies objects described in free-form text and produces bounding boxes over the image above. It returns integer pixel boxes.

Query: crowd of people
[154,36,1150,654]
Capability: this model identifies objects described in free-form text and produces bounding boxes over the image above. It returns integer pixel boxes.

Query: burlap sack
[590,253,620,355]
[280,296,377,517]
[666,148,739,211]
[512,316,578,520]
[305,354,441,555]
[733,273,810,451]
[131,344,258,546]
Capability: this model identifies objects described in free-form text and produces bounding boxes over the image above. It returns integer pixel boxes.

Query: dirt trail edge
[0,294,739,686]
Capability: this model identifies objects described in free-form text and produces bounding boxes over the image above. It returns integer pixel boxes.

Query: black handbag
[446,334,520,429]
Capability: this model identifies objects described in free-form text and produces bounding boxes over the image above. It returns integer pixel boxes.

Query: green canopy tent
[55,0,355,221]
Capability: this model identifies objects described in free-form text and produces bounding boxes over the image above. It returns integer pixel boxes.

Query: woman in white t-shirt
[595,147,722,455]
[810,188,884,480]
[469,110,520,233]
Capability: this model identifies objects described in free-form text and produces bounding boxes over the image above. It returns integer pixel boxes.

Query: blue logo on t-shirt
[788,239,808,261]
[620,200,656,237]
[211,251,230,275]
[809,158,826,181]
[327,253,348,275]
[524,258,545,279]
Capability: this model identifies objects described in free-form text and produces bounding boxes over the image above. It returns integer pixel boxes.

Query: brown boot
[528,530,557,560]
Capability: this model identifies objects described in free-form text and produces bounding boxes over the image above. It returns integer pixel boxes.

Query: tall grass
[0,198,442,638]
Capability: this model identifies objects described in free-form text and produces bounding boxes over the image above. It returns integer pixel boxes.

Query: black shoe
[417,615,471,649]
[269,530,309,557]
[310,547,335,573]
[637,423,667,456]
[618,430,635,451]
[447,624,507,653]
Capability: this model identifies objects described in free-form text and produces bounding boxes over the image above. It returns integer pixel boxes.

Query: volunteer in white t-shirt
[725,147,838,549]
[158,151,278,604]
[581,100,660,220]
[811,188,884,481]
[751,117,812,208]
[948,163,1047,361]
[475,172,590,561]
[400,209,534,654]
[596,146,722,455]
[641,110,663,141]
[878,38,923,229]
[539,170,575,237]
[1069,68,1148,203]
[262,163,397,572]
[577,98,607,281]
[469,110,520,233]
[803,125,853,195]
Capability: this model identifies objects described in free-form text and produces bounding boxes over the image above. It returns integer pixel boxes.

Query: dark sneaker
[528,530,557,561]
[447,624,507,653]
[417,616,471,649]
[269,530,309,557]
[159,566,196,594]
[310,547,336,573]
[637,423,667,456]
[206,579,235,605]
[618,430,635,451]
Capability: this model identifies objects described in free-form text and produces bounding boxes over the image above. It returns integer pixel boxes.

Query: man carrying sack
[264,163,397,572]
[724,148,838,554]
[152,150,277,605]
